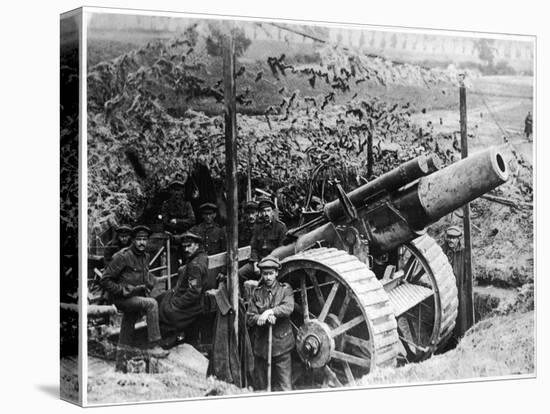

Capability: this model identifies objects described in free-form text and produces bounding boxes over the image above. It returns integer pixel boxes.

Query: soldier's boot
[144,341,171,359]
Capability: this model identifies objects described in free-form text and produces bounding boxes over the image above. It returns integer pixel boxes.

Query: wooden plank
[207,246,251,270]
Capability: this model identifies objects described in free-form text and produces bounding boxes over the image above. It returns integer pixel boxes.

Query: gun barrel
[417,147,508,220]
[369,147,509,252]
[323,154,442,222]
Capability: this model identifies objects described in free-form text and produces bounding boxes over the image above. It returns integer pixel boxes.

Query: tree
[474,38,496,68]
[206,24,252,58]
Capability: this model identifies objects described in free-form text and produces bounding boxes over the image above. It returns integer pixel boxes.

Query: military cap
[168,180,186,190]
[132,225,152,236]
[243,200,259,212]
[258,256,281,270]
[178,231,203,244]
[446,226,463,237]
[199,202,218,213]
[115,225,132,234]
[257,197,275,210]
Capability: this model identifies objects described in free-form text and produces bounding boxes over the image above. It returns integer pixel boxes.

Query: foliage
[86,24,459,236]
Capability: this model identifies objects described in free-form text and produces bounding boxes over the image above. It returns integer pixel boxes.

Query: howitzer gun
[270,147,508,387]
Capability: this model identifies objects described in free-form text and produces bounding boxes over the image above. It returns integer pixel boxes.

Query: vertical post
[247,146,252,202]
[459,74,475,333]
[166,236,172,290]
[366,130,373,180]
[223,32,239,339]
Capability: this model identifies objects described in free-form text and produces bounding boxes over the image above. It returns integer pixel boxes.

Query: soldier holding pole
[247,256,294,391]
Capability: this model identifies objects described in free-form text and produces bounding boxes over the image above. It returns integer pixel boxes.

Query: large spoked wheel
[279,248,399,388]
[387,235,459,363]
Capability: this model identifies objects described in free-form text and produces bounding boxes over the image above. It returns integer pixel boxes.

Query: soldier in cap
[238,201,258,248]
[103,224,133,265]
[443,225,466,340]
[190,202,226,256]
[247,256,294,391]
[157,231,209,347]
[238,197,287,280]
[100,225,168,370]
[160,179,196,234]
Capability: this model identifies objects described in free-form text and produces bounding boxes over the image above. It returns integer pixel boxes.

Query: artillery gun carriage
[266,147,509,387]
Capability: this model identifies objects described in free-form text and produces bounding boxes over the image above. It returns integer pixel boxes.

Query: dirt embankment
[361,310,534,386]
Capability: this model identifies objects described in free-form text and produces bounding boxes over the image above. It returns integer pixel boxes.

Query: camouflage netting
[87,23,461,239]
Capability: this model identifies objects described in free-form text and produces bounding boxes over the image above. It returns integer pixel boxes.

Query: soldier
[190,203,226,256]
[442,225,465,276]
[160,179,195,234]
[524,111,533,140]
[103,224,132,265]
[99,225,168,371]
[157,232,209,347]
[238,201,258,247]
[238,197,287,281]
[247,256,295,391]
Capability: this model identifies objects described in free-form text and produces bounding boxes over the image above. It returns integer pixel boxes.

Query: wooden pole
[267,324,273,392]
[223,32,240,340]
[459,74,475,333]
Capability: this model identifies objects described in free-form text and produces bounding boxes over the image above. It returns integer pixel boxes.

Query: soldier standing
[238,201,258,247]
[99,225,168,371]
[157,232,209,347]
[190,203,226,256]
[524,111,533,140]
[161,179,196,234]
[238,198,287,280]
[103,225,132,265]
[442,226,466,340]
[247,256,295,391]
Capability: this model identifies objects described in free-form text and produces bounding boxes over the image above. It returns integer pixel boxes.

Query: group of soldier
[99,180,293,391]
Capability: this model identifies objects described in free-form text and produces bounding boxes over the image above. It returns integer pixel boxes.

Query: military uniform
[103,225,132,265]
[157,247,209,334]
[190,222,226,256]
[100,243,161,346]
[238,201,259,248]
[247,274,295,391]
[238,219,255,248]
[443,226,466,340]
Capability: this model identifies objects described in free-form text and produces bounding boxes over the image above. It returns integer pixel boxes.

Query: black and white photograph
[58,4,536,407]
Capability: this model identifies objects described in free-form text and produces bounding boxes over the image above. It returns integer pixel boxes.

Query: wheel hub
[296,319,334,368]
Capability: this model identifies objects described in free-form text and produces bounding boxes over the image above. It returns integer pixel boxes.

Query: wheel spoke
[410,267,427,284]
[330,315,364,338]
[343,362,356,385]
[343,334,372,359]
[337,290,351,321]
[403,255,416,279]
[323,365,343,388]
[306,269,325,307]
[318,282,339,322]
[300,275,309,322]
[332,350,370,368]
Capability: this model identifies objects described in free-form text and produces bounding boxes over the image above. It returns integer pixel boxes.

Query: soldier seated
[247,256,295,391]
[99,225,169,371]
[157,232,210,348]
